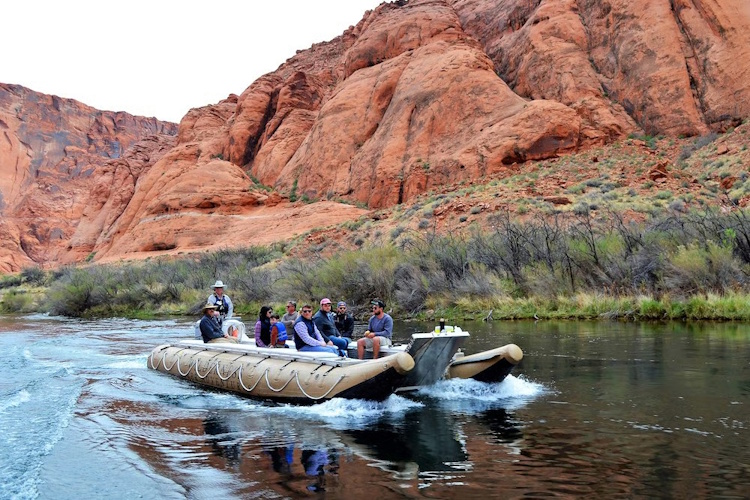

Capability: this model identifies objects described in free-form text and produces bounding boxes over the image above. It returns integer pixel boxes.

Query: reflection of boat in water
[341,406,470,478]
[189,394,527,493]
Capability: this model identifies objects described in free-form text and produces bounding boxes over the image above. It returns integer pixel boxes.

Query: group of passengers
[198,280,393,359]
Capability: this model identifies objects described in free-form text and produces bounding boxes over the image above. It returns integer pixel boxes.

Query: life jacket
[274,322,288,342]
[293,316,316,350]
[212,294,229,315]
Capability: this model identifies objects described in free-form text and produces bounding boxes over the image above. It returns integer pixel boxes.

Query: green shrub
[21,267,47,285]
[0,289,34,313]
[655,190,673,200]
[665,241,740,296]
[0,274,23,289]
[46,268,97,317]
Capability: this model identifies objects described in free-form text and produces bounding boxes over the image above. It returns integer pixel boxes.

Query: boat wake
[416,375,547,412]
[0,389,31,413]
[276,394,423,427]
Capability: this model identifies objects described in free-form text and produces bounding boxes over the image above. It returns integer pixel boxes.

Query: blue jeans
[327,336,349,357]
[300,345,339,355]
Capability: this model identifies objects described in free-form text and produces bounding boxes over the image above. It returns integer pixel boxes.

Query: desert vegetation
[3,206,750,321]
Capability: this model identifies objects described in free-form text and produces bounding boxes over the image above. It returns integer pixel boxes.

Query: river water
[1,315,748,499]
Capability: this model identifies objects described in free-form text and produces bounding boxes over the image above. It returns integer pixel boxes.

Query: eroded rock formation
[1,0,749,272]
[0,83,177,272]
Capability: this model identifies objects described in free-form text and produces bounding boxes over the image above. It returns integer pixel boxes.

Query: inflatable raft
[446,343,523,382]
[148,340,415,404]
[151,323,522,403]
[356,327,523,385]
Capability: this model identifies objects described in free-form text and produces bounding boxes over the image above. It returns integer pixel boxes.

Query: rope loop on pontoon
[265,369,297,392]
[195,353,223,379]
[163,355,180,371]
[176,355,194,377]
[294,372,346,400]
[237,364,267,392]
[216,361,241,381]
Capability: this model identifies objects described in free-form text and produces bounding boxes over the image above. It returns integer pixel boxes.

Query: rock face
[225,0,750,208]
[2,0,750,272]
[0,83,178,272]
[451,0,750,137]
[228,0,581,208]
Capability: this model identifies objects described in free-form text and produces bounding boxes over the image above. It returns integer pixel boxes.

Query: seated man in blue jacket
[293,305,339,354]
[199,303,238,343]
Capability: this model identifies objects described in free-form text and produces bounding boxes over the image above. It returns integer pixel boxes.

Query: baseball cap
[337,301,347,307]
[320,298,332,305]
[371,299,385,308]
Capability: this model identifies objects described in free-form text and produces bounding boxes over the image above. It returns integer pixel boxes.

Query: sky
[2,0,384,123]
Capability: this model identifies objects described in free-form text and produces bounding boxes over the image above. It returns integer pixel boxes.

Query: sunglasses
[301,309,312,313]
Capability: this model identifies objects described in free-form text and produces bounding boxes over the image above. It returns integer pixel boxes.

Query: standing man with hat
[334,301,354,339]
[313,298,349,356]
[208,280,234,324]
[199,303,238,343]
[357,299,392,359]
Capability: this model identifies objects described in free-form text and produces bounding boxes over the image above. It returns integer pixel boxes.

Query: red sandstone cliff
[0,83,178,272]
[2,0,749,272]
[222,0,750,208]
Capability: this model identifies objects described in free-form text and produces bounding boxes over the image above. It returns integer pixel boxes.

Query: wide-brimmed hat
[212,280,226,289]
[203,303,218,311]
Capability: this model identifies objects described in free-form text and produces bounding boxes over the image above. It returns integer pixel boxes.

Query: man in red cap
[312,298,349,356]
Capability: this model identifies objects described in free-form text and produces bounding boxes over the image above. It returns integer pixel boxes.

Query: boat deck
[175,339,365,367]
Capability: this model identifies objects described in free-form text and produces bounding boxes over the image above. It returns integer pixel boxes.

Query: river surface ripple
[1,315,748,499]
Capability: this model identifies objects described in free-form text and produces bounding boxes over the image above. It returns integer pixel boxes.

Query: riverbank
[417,292,750,321]
[3,283,750,322]
[2,206,749,322]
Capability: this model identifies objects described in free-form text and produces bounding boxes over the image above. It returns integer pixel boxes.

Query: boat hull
[348,332,469,392]
[399,332,468,390]
[446,344,523,383]
[148,342,414,404]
